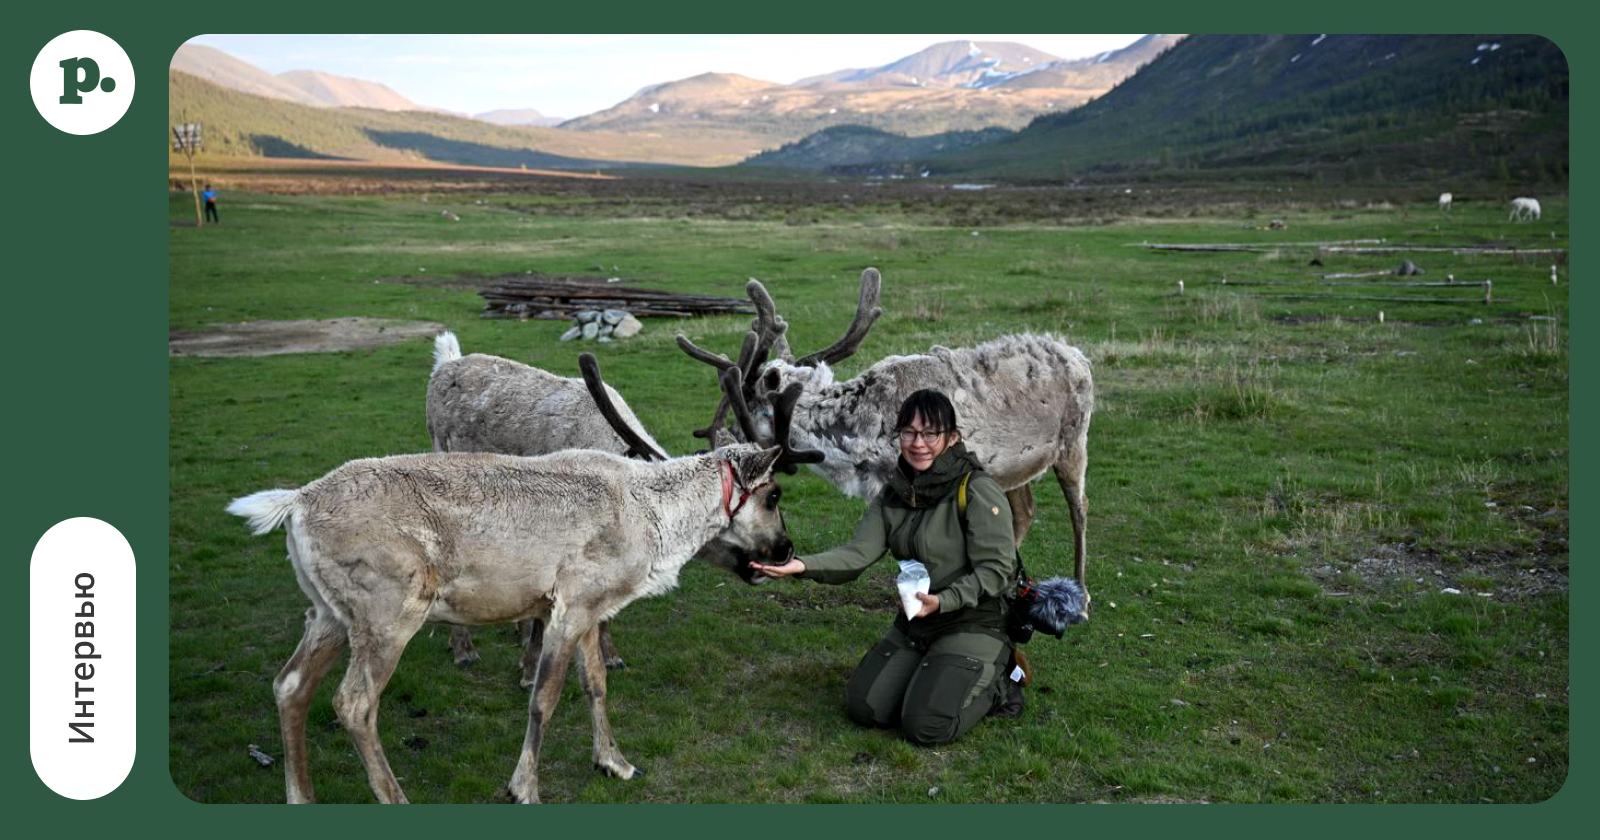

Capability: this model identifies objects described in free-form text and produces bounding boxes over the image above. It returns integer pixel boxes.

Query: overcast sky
[184,34,1149,118]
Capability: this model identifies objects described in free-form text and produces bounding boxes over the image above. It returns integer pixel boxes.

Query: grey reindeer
[228,355,818,803]
[426,331,668,681]
[679,269,1095,589]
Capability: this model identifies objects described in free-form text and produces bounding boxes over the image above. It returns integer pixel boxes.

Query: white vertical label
[29,517,136,800]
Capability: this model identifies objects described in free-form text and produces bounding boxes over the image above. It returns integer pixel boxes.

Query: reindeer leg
[1052,425,1090,590]
[526,617,620,678]
[509,619,579,804]
[332,600,429,804]
[518,618,544,688]
[1005,485,1037,548]
[449,624,479,667]
[599,620,625,670]
[274,607,348,804]
[576,624,641,779]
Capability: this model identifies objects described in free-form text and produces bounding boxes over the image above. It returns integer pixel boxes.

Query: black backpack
[957,472,1047,644]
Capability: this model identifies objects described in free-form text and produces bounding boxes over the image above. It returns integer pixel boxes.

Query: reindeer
[1510,196,1542,221]
[228,355,818,803]
[679,269,1094,590]
[426,332,668,679]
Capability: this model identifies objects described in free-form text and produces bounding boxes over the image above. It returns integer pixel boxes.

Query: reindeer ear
[738,445,783,487]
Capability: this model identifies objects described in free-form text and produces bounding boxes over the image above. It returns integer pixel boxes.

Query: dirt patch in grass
[1308,541,1568,600]
[168,317,446,357]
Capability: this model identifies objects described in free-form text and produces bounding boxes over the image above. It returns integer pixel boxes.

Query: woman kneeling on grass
[752,389,1024,745]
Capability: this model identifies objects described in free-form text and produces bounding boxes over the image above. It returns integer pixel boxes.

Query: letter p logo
[60,57,116,104]
[31,31,134,135]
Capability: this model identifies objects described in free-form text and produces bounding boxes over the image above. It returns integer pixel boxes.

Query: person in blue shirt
[202,184,219,224]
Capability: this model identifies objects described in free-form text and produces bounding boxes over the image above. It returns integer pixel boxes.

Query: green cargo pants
[845,624,1012,745]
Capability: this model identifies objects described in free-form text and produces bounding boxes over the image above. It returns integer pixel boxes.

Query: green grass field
[169,177,1567,803]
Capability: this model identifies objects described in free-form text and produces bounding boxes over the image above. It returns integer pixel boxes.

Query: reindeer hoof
[506,781,540,804]
[454,651,480,668]
[605,657,627,671]
[595,762,644,779]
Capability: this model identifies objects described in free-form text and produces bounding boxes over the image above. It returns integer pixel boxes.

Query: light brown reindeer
[679,269,1095,589]
[229,356,817,804]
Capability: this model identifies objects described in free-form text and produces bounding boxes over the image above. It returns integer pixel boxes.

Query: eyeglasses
[896,429,948,445]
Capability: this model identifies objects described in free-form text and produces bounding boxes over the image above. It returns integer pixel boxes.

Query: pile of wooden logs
[480,276,753,320]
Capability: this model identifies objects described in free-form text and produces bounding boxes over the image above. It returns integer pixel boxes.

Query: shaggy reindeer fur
[759,333,1094,585]
[229,444,790,804]
[427,332,665,458]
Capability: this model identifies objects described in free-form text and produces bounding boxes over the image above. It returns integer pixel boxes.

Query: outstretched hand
[913,591,940,618]
[750,557,806,579]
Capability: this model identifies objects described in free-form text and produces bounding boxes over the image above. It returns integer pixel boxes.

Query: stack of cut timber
[480,277,753,320]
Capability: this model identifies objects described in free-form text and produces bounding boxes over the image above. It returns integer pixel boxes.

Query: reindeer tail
[433,331,462,373]
[226,489,299,535]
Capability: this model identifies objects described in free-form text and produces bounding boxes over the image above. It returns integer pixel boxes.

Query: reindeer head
[678,268,881,459]
[694,443,793,584]
[578,353,820,584]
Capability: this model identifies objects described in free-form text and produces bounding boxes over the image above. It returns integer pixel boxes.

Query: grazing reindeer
[679,271,1095,589]
[1438,192,1453,212]
[427,332,666,678]
[1510,196,1542,221]
[229,356,817,804]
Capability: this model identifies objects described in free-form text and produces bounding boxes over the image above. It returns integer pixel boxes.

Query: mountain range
[172,44,454,113]
[171,37,1178,142]
[935,34,1568,183]
[560,36,1181,136]
[167,35,1567,186]
[473,109,566,127]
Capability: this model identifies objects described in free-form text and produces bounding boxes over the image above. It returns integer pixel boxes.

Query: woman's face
[898,410,956,473]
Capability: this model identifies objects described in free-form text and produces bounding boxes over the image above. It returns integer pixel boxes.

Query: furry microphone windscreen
[1028,577,1090,637]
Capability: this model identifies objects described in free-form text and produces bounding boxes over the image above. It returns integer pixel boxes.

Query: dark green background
[6,6,1583,828]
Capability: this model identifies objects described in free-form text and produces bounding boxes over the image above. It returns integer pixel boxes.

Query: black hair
[894,389,959,436]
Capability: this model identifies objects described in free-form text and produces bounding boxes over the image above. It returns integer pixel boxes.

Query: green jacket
[800,442,1018,619]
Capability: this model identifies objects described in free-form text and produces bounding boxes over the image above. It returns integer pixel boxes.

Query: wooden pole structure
[188,150,201,228]
[172,118,202,228]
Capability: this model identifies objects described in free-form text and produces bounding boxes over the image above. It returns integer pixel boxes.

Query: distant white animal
[1438,192,1453,212]
[1510,197,1542,221]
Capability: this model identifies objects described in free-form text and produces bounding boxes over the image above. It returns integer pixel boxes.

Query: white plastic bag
[896,560,931,620]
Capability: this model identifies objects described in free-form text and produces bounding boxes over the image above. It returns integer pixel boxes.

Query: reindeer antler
[719,366,822,474]
[771,382,824,472]
[681,331,757,441]
[744,279,792,364]
[578,353,668,462]
[675,333,739,372]
[680,280,788,441]
[794,267,883,368]
[718,366,761,446]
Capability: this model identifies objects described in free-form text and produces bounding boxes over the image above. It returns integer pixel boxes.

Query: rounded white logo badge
[31,30,136,135]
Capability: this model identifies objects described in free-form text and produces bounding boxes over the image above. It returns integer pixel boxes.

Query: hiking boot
[988,649,1028,718]
[990,674,1025,718]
